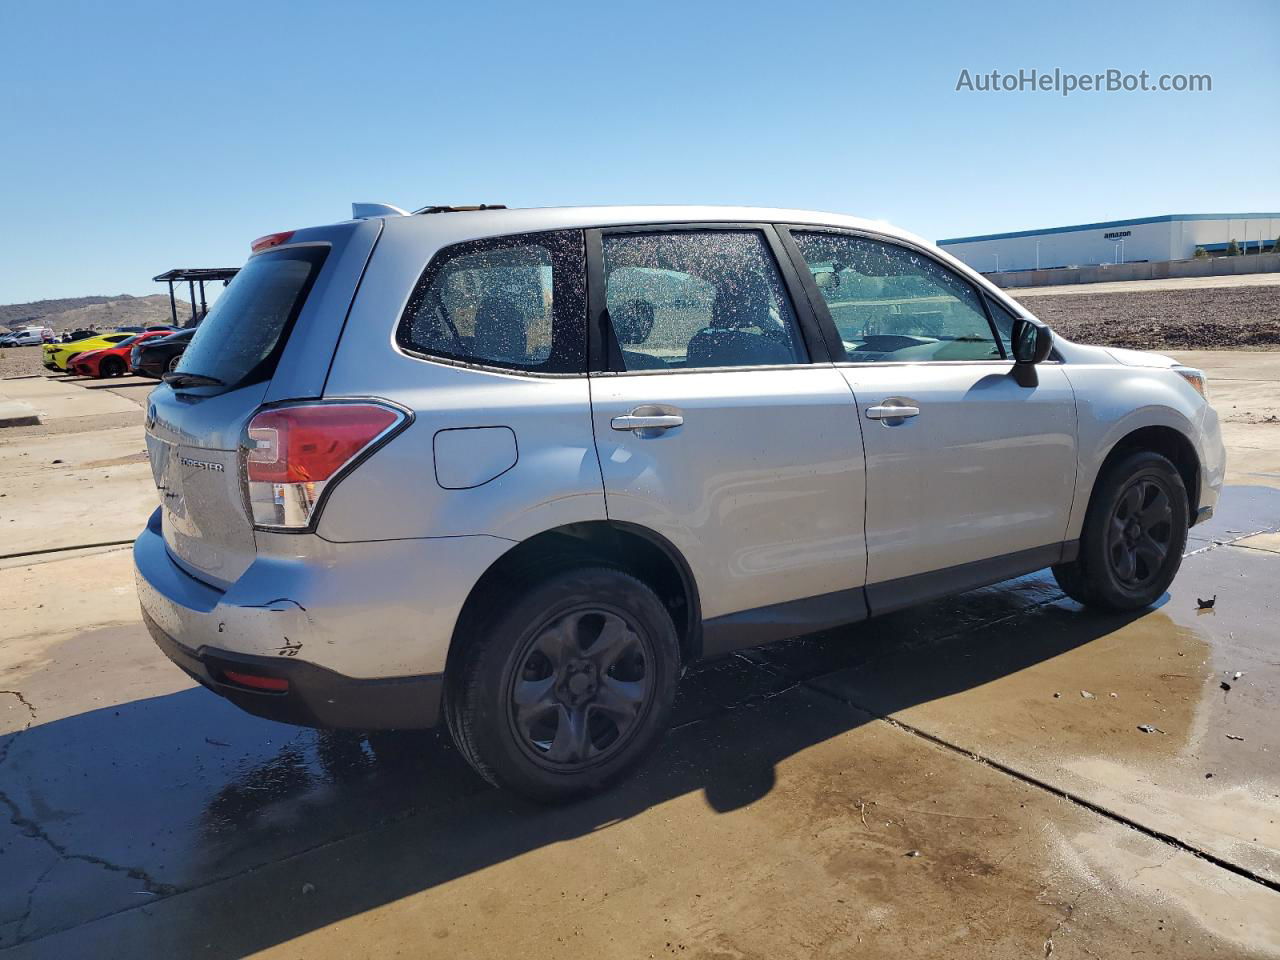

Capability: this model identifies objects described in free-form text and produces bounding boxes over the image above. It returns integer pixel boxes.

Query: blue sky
[1,0,1276,302]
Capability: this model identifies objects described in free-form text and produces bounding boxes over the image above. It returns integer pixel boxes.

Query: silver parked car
[135,204,1225,800]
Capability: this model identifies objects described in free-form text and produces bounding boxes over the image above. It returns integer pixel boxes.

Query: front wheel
[447,567,680,802]
[100,356,126,378]
[1052,450,1189,611]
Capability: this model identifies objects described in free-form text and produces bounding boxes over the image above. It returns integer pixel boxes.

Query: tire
[167,353,183,373]
[446,566,680,802]
[100,356,125,378]
[1052,450,1189,611]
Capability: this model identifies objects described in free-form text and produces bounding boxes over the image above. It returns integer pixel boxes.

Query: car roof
[352,205,934,252]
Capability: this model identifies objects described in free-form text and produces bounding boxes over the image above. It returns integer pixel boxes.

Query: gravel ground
[0,345,48,380]
[1015,284,1280,351]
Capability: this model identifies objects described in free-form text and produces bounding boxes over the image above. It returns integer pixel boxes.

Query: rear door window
[175,246,328,389]
[601,230,806,371]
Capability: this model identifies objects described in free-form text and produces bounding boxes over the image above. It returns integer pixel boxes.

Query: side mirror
[1011,318,1053,365]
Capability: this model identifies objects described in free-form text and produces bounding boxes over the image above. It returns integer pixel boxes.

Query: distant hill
[0,294,192,333]
[0,295,124,326]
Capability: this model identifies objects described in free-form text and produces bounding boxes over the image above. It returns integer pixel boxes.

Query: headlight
[1173,366,1207,399]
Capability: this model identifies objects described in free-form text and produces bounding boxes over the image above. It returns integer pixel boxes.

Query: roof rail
[413,204,507,215]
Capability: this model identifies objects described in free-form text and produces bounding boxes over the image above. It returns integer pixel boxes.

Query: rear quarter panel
[318,218,605,544]
[260,218,386,403]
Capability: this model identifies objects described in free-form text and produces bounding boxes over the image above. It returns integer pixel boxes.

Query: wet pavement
[2,364,1280,958]
[0,484,1277,957]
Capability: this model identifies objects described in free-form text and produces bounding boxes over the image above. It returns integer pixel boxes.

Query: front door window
[791,231,1003,363]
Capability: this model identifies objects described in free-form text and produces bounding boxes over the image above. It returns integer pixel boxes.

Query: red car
[69,331,172,378]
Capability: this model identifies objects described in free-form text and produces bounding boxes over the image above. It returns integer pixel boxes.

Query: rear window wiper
[162,371,224,388]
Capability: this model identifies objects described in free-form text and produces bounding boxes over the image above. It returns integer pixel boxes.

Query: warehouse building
[938,213,1280,274]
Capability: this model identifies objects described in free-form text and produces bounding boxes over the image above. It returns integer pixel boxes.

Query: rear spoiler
[352,202,409,219]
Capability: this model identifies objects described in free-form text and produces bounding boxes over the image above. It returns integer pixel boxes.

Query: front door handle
[611,414,684,433]
[866,404,920,421]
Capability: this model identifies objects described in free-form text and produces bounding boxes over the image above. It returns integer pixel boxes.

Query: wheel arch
[1092,424,1201,523]
[445,520,703,683]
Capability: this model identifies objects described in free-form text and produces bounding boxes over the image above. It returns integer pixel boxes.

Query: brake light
[243,402,406,529]
[250,230,296,253]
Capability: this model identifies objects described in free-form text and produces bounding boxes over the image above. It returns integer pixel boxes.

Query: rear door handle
[611,414,684,432]
[866,404,920,420]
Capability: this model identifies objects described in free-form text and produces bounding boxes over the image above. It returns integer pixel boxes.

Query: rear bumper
[134,508,511,729]
[142,609,443,729]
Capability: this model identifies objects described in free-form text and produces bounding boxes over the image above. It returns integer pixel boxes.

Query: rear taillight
[242,402,407,530]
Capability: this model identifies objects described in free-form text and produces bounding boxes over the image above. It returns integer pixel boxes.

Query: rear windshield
[175,246,327,389]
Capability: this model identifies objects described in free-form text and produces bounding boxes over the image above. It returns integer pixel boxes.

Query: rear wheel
[447,566,680,802]
[1052,450,1188,611]
[167,353,182,373]
[99,356,125,378]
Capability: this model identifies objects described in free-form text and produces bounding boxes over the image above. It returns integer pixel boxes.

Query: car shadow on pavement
[0,572,1154,956]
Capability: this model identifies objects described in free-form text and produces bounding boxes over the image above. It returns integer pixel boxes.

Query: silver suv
[135,205,1225,800]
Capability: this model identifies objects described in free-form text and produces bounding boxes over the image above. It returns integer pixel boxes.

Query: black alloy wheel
[1051,450,1189,611]
[447,566,680,801]
[507,606,653,770]
[1105,476,1174,588]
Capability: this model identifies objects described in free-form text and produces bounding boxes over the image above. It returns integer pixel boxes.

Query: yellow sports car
[42,332,137,372]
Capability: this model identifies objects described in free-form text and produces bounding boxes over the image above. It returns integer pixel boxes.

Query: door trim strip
[865,542,1073,617]
[701,587,870,658]
[699,540,1076,658]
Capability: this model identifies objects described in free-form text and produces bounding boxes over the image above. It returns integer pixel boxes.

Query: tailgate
[144,218,382,589]
[146,389,267,588]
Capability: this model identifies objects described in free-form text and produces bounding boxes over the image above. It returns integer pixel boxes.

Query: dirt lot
[1,357,1279,959]
[0,347,49,382]
[1016,281,1280,351]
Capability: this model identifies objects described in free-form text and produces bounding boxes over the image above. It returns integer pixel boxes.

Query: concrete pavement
[1,359,1278,958]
